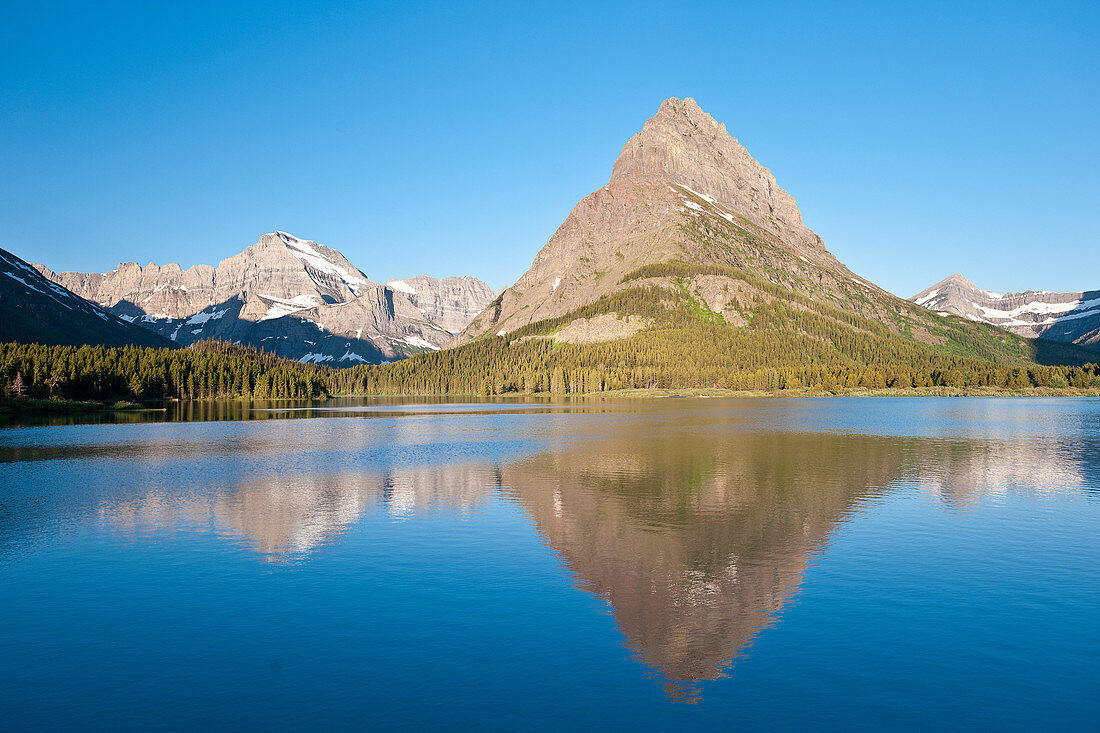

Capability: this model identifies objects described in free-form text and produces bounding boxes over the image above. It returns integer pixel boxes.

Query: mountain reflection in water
[501,431,902,700]
[1,399,1094,706]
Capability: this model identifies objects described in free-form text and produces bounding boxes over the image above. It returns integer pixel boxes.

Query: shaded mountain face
[911,274,1100,348]
[0,247,172,348]
[387,275,497,334]
[35,232,460,365]
[452,96,1092,370]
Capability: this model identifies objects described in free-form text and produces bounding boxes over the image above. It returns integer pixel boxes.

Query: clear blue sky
[2,0,1097,296]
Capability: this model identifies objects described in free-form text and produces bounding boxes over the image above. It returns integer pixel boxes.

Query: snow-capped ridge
[910,273,1100,348]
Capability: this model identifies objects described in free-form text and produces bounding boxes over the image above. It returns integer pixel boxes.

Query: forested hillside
[332,274,1100,396]
[0,340,328,401]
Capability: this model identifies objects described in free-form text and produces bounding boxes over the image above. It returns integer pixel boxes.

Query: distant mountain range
[0,247,171,348]
[32,231,495,364]
[6,97,1097,385]
[910,274,1099,348]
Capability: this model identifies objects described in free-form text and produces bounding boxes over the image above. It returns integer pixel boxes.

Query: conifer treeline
[331,280,1100,395]
[0,340,328,401]
[332,303,1100,396]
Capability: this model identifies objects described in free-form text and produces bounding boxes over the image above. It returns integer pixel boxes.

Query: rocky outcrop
[33,231,460,364]
[387,275,497,333]
[911,274,1100,347]
[548,313,651,344]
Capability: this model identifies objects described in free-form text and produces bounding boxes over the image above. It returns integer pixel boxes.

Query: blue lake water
[1,397,1098,730]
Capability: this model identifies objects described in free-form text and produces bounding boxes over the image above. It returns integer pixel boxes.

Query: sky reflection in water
[1,398,1098,729]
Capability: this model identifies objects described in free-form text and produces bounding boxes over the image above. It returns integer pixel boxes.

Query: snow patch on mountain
[259,294,321,321]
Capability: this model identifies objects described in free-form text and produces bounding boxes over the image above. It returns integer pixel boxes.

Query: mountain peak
[925,273,981,294]
[610,98,802,227]
[654,95,706,118]
[947,272,976,286]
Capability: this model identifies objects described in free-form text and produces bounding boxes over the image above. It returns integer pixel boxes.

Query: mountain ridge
[911,274,1100,348]
[0,247,173,349]
[456,96,1061,362]
[34,232,495,364]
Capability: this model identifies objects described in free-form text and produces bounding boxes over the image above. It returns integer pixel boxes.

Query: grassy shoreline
[0,398,162,415]
[2,387,1098,416]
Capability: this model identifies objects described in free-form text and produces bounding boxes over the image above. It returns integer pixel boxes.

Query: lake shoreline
[3,386,1098,418]
[0,398,164,415]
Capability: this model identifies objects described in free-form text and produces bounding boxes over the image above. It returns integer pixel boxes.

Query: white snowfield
[674,183,738,225]
[259,293,320,321]
[274,232,368,293]
[976,296,1100,320]
[396,335,438,350]
[185,308,229,326]
[913,288,940,306]
[388,279,416,294]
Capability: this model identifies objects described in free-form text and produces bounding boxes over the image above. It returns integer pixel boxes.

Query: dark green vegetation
[331,270,1100,396]
[0,247,171,349]
[0,340,328,402]
[3,328,1097,404]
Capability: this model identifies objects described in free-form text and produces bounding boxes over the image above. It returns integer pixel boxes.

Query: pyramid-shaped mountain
[461,97,858,341]
[455,98,1092,359]
[361,98,1094,395]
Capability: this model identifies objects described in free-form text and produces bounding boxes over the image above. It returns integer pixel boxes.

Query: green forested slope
[332,268,1100,396]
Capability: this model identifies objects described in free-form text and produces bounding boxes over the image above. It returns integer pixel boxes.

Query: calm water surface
[1,398,1098,730]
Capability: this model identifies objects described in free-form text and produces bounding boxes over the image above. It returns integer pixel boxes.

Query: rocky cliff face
[387,275,497,333]
[610,97,806,230]
[34,232,458,364]
[38,231,367,320]
[911,274,1100,347]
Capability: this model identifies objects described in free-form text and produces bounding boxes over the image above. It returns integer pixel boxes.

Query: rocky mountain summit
[397,95,1098,394]
[459,97,959,348]
[0,247,170,348]
[35,232,489,364]
[911,274,1100,347]
[387,276,498,334]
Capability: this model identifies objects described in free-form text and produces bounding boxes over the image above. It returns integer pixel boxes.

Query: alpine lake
[1,397,1098,730]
